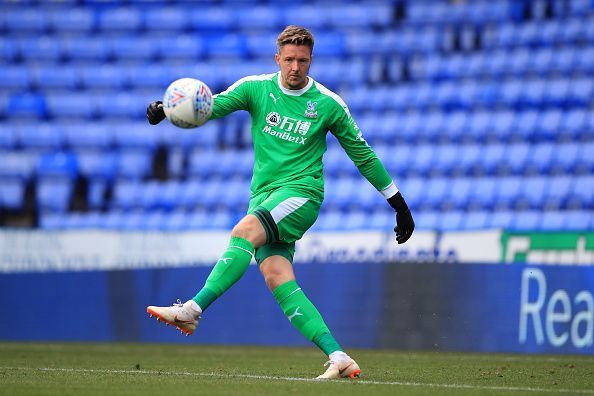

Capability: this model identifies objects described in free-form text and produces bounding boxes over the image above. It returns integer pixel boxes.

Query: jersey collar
[277,73,314,96]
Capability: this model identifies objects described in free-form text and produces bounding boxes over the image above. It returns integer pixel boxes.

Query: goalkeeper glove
[387,191,415,244]
[147,101,165,125]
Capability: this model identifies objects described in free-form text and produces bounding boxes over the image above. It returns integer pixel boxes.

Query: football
[162,78,213,129]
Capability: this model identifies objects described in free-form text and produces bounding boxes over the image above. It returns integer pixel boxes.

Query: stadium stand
[0,0,592,231]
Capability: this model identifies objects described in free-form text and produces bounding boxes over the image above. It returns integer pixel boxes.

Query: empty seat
[461,210,489,230]
[37,178,73,212]
[143,7,189,31]
[0,151,37,180]
[16,123,64,149]
[539,211,565,230]
[48,8,94,33]
[0,178,25,209]
[118,150,153,179]
[98,8,142,32]
[64,124,113,149]
[511,210,541,230]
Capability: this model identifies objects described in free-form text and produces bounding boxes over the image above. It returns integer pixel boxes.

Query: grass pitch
[0,342,593,395]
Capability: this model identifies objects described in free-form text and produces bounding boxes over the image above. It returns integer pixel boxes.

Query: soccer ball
[162,78,213,129]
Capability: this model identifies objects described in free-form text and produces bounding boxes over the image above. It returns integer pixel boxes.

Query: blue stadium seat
[366,209,393,230]
[32,65,79,90]
[443,177,472,210]
[0,67,31,90]
[408,145,435,176]
[36,152,78,179]
[489,110,514,142]
[78,150,118,180]
[461,210,489,230]
[314,32,346,57]
[561,109,588,140]
[343,210,367,230]
[324,177,356,211]
[6,93,46,119]
[157,35,204,60]
[112,122,160,148]
[189,7,235,31]
[0,151,37,180]
[525,143,554,175]
[544,79,570,108]
[48,8,94,33]
[88,180,107,209]
[433,145,459,175]
[64,123,113,149]
[537,109,563,140]
[143,7,189,31]
[117,149,153,179]
[18,37,62,61]
[487,210,514,228]
[469,178,497,209]
[575,142,594,173]
[98,8,142,32]
[424,178,448,210]
[16,123,64,149]
[511,210,541,230]
[480,144,506,175]
[80,65,127,89]
[438,211,464,231]
[204,34,247,58]
[112,180,141,210]
[96,92,146,119]
[280,5,327,30]
[496,177,523,209]
[567,175,594,209]
[399,177,424,211]
[45,93,95,119]
[63,37,111,61]
[111,36,157,60]
[235,5,282,30]
[539,211,565,230]
[327,4,374,28]
[507,143,530,175]
[415,211,439,230]
[544,176,572,209]
[0,124,16,149]
[458,144,481,176]
[4,9,47,33]
[0,178,25,209]
[569,77,594,106]
[314,208,344,231]
[564,210,593,230]
[37,178,73,212]
[551,143,579,173]
[520,176,548,210]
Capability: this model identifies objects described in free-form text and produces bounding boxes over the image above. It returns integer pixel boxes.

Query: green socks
[273,280,343,356]
[192,236,254,311]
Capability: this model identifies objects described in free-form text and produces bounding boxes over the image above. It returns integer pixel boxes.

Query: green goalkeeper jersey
[210,72,396,201]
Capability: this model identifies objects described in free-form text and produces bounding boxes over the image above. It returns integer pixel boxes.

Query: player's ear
[274,52,281,66]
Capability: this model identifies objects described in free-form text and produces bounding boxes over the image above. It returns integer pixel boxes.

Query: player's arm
[209,78,253,119]
[146,78,253,125]
[329,104,414,244]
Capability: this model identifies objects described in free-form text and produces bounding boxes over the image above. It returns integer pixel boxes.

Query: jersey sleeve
[329,102,398,198]
[209,78,252,119]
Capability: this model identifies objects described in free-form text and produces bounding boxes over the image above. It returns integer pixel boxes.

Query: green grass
[0,342,593,396]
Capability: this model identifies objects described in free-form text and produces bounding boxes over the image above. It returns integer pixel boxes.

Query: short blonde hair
[276,25,314,54]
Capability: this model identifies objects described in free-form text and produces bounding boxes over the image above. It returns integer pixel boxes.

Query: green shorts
[248,187,321,265]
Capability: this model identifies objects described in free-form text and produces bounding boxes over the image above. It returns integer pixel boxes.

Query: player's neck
[277,74,312,96]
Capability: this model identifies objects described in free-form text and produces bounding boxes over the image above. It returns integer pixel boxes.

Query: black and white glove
[387,192,415,244]
[146,100,165,125]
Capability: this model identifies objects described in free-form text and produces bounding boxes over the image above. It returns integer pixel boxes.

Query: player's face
[275,44,312,90]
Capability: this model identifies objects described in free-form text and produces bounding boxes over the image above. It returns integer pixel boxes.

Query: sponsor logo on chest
[263,111,312,145]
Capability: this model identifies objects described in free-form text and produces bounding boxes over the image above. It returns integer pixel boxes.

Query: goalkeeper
[145,25,414,380]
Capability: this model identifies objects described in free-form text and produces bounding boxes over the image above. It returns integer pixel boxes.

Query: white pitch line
[0,366,592,394]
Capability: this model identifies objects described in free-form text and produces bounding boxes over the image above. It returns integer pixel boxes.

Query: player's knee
[230,216,266,247]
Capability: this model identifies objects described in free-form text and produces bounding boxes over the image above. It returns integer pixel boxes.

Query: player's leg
[259,252,361,379]
[146,215,266,334]
[253,188,360,378]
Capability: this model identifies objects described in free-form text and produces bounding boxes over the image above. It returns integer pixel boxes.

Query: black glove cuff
[387,191,409,213]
